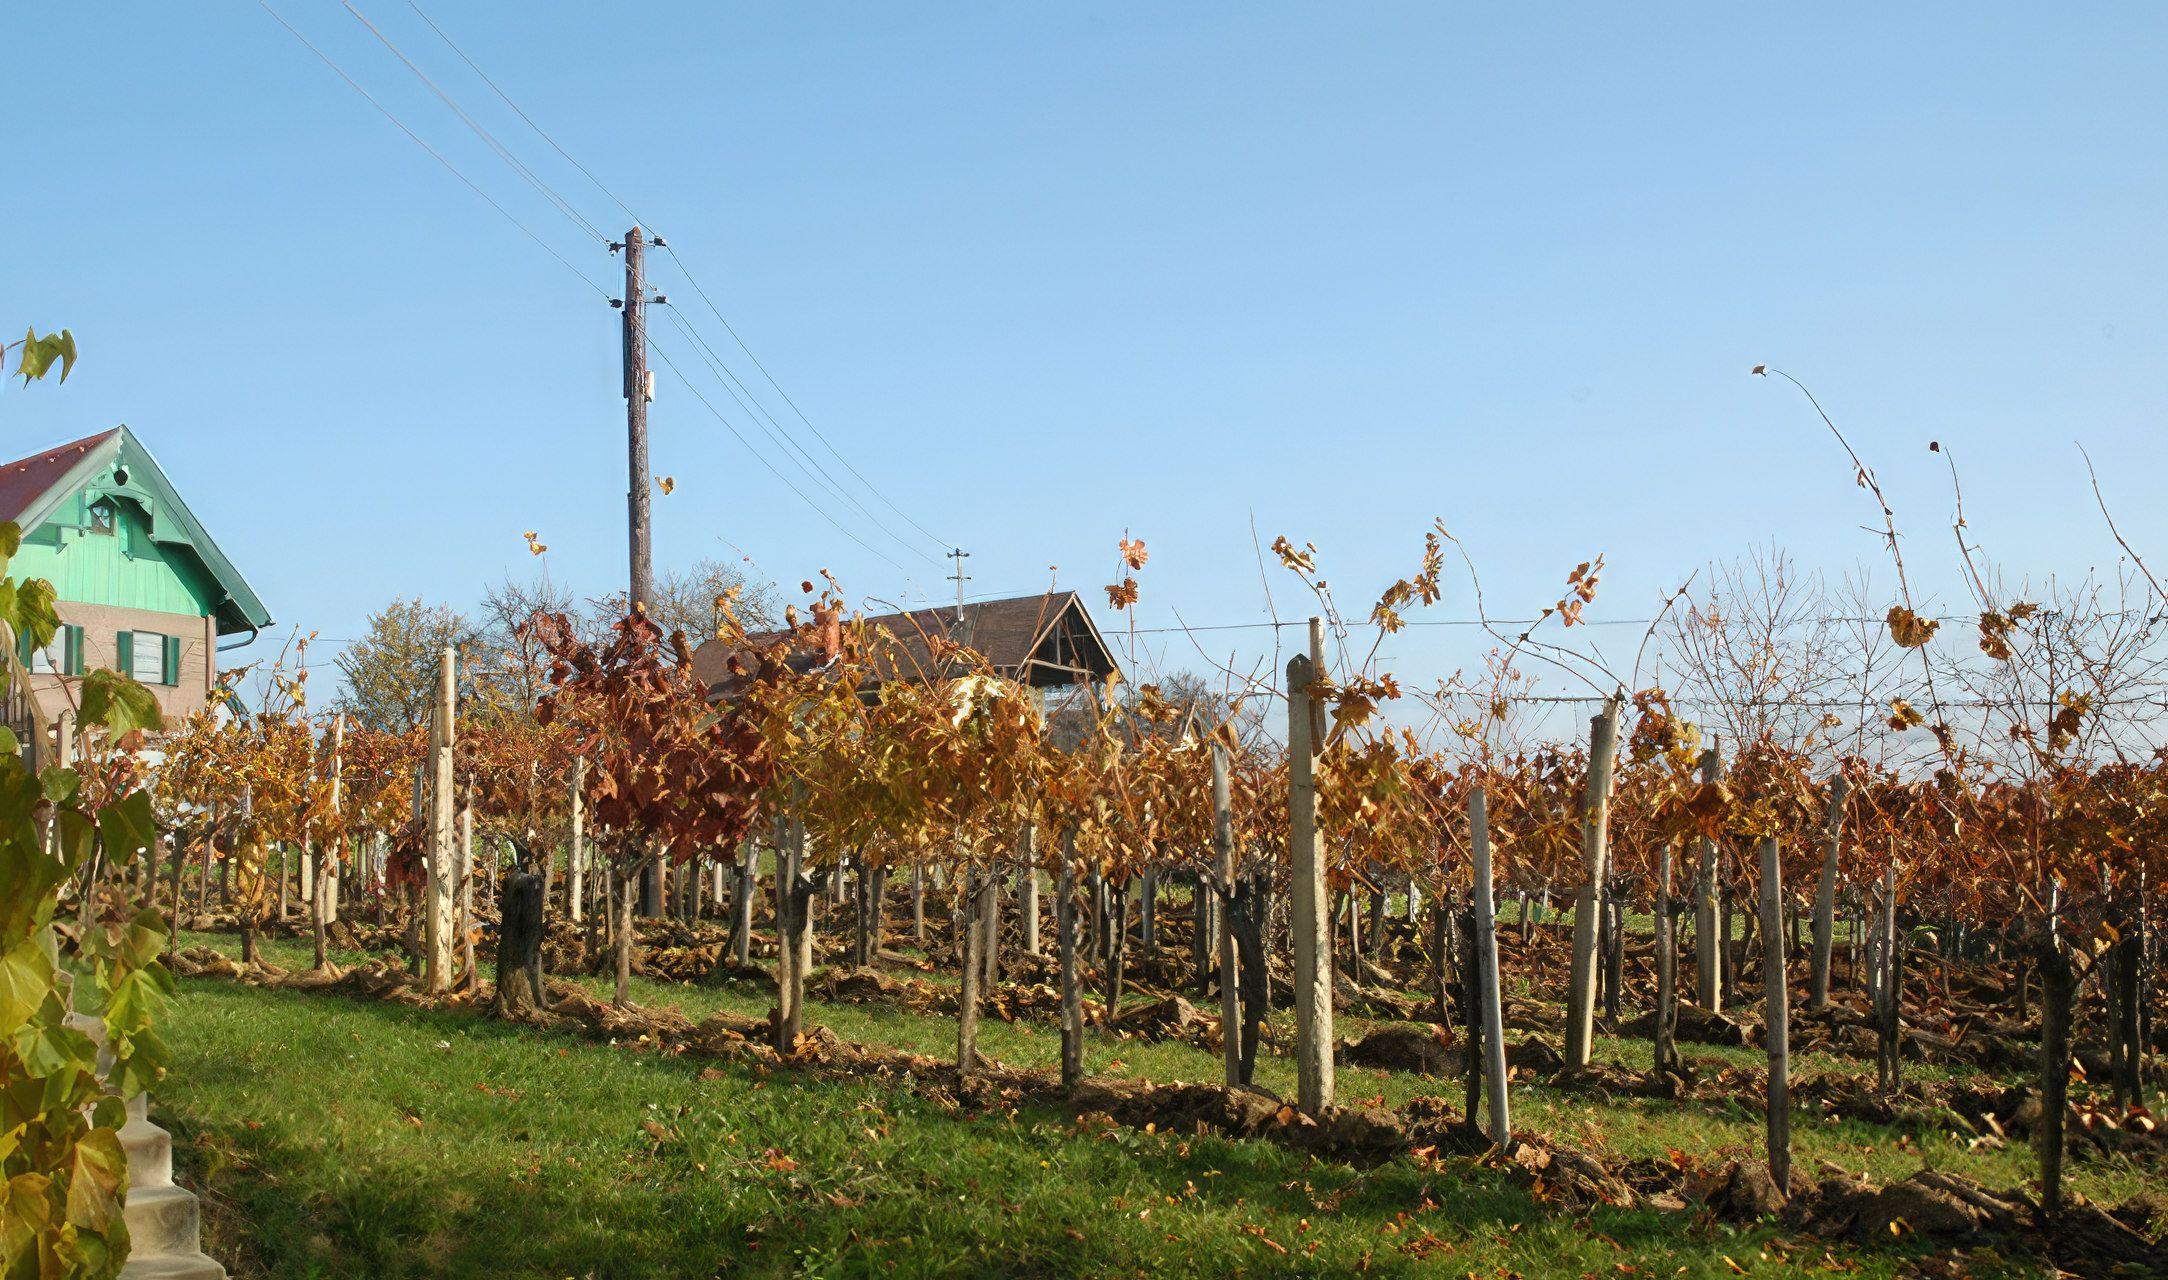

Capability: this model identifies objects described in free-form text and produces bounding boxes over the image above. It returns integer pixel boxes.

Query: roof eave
[114,428,273,635]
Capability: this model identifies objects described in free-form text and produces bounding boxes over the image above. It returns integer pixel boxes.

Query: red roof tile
[0,428,119,525]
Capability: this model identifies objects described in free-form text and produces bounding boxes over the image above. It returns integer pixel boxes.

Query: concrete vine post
[1810,774,1849,1010]
[1564,695,1623,1071]
[1469,785,1511,1146]
[1288,617,1334,1115]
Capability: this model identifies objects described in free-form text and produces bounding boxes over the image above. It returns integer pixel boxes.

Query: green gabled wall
[14,490,222,619]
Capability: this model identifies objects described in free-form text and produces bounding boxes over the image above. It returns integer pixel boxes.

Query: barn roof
[689,590,1122,695]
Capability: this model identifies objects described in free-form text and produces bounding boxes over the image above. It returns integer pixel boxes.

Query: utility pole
[947,548,971,617]
[615,226,655,618]
[613,225,667,917]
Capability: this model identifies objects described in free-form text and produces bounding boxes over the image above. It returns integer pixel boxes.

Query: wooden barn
[689,590,1122,699]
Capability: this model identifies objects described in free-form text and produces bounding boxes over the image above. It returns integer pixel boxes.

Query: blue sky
[8,4,2166,721]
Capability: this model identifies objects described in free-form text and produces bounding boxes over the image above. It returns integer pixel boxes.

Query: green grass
[149,929,2119,1278]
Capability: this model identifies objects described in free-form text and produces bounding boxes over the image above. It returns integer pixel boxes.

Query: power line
[254,0,610,302]
[404,0,645,229]
[1119,609,2166,638]
[273,0,940,598]
[1421,690,2166,710]
[644,335,919,581]
[397,0,952,557]
[341,0,609,245]
[659,244,953,553]
[659,306,938,565]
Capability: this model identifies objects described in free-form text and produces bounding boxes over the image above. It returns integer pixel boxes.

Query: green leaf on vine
[94,789,156,867]
[79,669,162,737]
[10,576,57,654]
[65,1136,125,1232]
[14,328,77,384]
[0,935,55,1036]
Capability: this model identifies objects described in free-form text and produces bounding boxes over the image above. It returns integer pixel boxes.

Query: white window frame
[133,631,171,685]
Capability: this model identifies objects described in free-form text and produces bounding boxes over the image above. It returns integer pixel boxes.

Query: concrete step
[122,1183,200,1258]
[121,1116,173,1189]
[118,1252,226,1280]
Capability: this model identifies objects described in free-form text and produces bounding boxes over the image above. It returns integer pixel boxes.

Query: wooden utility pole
[1564,694,1623,1070]
[617,224,665,919]
[1288,617,1334,1115]
[426,645,457,993]
[619,226,654,615]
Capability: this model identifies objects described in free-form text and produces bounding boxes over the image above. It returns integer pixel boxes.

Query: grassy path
[150,931,2077,1277]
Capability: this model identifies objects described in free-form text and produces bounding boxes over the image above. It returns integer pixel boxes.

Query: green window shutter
[162,634,180,686]
[116,631,133,679]
[15,627,29,666]
[64,626,83,676]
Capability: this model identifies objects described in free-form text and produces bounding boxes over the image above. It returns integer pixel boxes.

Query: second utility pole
[617,224,663,917]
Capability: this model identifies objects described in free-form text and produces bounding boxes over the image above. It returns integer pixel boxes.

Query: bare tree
[1664,546,1847,758]
[334,598,474,734]
[584,557,781,650]
[477,573,580,716]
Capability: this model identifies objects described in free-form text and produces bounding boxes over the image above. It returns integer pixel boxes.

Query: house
[0,426,272,730]
[688,590,1122,701]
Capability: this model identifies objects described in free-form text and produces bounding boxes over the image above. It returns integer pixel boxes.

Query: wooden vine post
[568,757,587,924]
[1564,694,1623,1070]
[459,792,477,991]
[1468,785,1511,1145]
[1211,741,1241,1090]
[1653,844,1678,1078]
[425,644,457,993]
[310,713,345,970]
[1057,856,1085,1087]
[324,712,344,926]
[1760,833,1792,1195]
[1288,617,1334,1115]
[1693,744,1724,1010]
[1809,774,1849,1010]
[1874,862,1901,1096]
[1018,828,1040,957]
